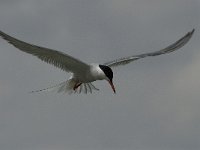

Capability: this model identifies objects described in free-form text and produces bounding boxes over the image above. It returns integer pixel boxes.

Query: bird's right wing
[104,29,194,68]
[0,31,90,74]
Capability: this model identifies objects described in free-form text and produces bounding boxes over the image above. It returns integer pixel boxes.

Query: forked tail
[30,79,99,94]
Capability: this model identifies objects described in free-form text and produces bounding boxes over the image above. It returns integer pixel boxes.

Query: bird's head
[99,65,116,93]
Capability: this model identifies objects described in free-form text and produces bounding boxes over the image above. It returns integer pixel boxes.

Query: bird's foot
[73,83,82,91]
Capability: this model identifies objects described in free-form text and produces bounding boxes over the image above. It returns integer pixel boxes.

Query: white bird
[0,29,194,94]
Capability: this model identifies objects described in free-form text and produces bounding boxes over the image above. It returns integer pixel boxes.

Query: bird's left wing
[104,29,194,68]
[0,31,90,74]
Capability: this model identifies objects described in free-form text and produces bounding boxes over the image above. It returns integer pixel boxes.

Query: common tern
[0,29,194,94]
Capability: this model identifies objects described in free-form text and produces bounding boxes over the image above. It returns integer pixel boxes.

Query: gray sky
[0,0,199,150]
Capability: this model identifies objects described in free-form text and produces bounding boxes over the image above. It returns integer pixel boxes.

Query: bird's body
[0,29,194,94]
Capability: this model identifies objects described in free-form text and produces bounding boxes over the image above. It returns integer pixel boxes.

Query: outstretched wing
[0,31,90,74]
[104,29,194,67]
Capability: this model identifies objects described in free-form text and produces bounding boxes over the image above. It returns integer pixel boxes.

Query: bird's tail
[30,79,99,94]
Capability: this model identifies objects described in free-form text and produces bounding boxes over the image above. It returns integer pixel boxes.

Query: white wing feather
[104,29,194,67]
[0,31,90,74]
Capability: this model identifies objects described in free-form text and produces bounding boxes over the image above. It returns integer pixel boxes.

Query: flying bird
[0,29,194,94]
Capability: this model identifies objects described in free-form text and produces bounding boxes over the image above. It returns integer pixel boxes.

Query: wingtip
[183,28,195,41]
[0,30,4,36]
[0,30,5,35]
[190,29,195,35]
[0,30,9,39]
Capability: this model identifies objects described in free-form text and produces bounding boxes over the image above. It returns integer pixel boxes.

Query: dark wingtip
[190,29,195,35]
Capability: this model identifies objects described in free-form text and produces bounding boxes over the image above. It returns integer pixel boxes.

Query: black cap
[99,65,113,81]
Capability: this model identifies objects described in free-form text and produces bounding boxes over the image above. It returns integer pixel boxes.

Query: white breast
[86,64,107,82]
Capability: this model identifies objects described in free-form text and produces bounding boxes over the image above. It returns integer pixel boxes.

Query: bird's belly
[74,73,103,83]
[79,75,98,83]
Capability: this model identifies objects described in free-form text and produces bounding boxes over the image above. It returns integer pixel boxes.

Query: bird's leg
[73,82,82,91]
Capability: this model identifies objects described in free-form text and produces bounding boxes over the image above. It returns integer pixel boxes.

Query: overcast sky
[0,0,199,150]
